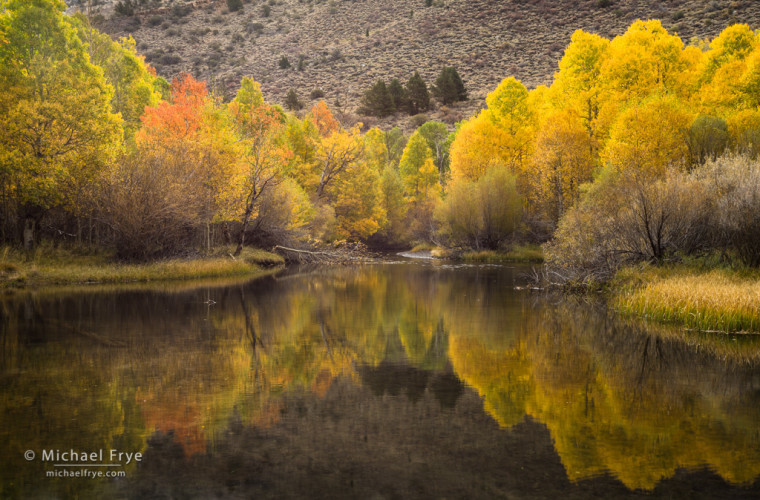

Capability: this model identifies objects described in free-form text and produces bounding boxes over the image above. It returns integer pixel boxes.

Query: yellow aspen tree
[601,94,693,176]
[551,29,610,156]
[532,109,594,223]
[314,125,365,199]
[0,0,121,247]
[228,77,292,255]
[596,20,693,150]
[448,112,513,182]
[601,20,691,102]
[399,131,439,202]
[331,161,387,241]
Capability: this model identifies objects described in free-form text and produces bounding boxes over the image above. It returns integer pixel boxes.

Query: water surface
[2,260,760,498]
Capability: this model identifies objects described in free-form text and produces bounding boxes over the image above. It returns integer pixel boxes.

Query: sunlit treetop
[705,24,758,73]
[309,100,340,136]
[485,77,532,132]
[601,19,690,100]
[137,73,209,144]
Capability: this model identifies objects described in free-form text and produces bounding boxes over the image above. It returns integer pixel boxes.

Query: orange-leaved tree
[106,73,238,259]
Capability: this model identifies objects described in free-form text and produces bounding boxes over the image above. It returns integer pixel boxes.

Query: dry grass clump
[0,244,282,288]
[615,266,760,333]
[462,244,543,263]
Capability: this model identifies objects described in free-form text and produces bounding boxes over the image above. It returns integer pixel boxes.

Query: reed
[615,266,760,333]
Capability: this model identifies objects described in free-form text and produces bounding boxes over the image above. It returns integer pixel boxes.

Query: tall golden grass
[0,244,283,287]
[615,266,760,333]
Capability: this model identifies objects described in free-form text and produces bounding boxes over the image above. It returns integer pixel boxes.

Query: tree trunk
[23,218,35,251]
[234,208,253,257]
[206,222,211,255]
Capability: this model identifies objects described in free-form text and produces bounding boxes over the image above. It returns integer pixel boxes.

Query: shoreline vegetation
[612,264,760,335]
[0,245,284,289]
[2,2,759,336]
[408,243,545,263]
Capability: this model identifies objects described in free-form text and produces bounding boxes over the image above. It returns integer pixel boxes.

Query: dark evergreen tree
[358,79,394,117]
[432,66,467,105]
[284,89,303,110]
[406,71,430,115]
[388,78,407,112]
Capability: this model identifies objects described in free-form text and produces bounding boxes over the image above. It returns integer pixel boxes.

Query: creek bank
[0,246,284,289]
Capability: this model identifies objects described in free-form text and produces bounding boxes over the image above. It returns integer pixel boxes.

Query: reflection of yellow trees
[6,266,758,493]
[448,336,532,428]
[449,299,760,490]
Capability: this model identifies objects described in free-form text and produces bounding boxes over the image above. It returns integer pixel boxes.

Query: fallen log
[273,245,333,256]
[272,245,378,264]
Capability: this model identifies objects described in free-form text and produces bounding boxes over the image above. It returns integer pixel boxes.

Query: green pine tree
[388,78,407,112]
[406,72,430,115]
[432,67,467,105]
[359,80,394,117]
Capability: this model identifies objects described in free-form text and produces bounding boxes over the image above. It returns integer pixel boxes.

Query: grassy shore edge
[0,246,284,288]
[611,264,760,334]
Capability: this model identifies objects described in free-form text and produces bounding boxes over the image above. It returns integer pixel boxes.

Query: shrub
[696,154,760,266]
[284,89,303,110]
[171,5,192,18]
[544,166,712,284]
[100,152,205,261]
[278,55,290,69]
[310,88,325,99]
[114,0,135,16]
[596,0,613,7]
[436,165,522,249]
[147,15,163,27]
[262,4,271,17]
[245,22,264,35]
[159,54,182,65]
[227,0,244,12]
[409,113,428,128]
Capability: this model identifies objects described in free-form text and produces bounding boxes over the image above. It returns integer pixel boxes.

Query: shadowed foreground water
[1,261,760,499]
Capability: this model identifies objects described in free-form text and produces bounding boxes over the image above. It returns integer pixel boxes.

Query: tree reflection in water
[1,264,759,498]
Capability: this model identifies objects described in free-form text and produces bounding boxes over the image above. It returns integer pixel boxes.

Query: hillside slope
[79,0,760,128]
